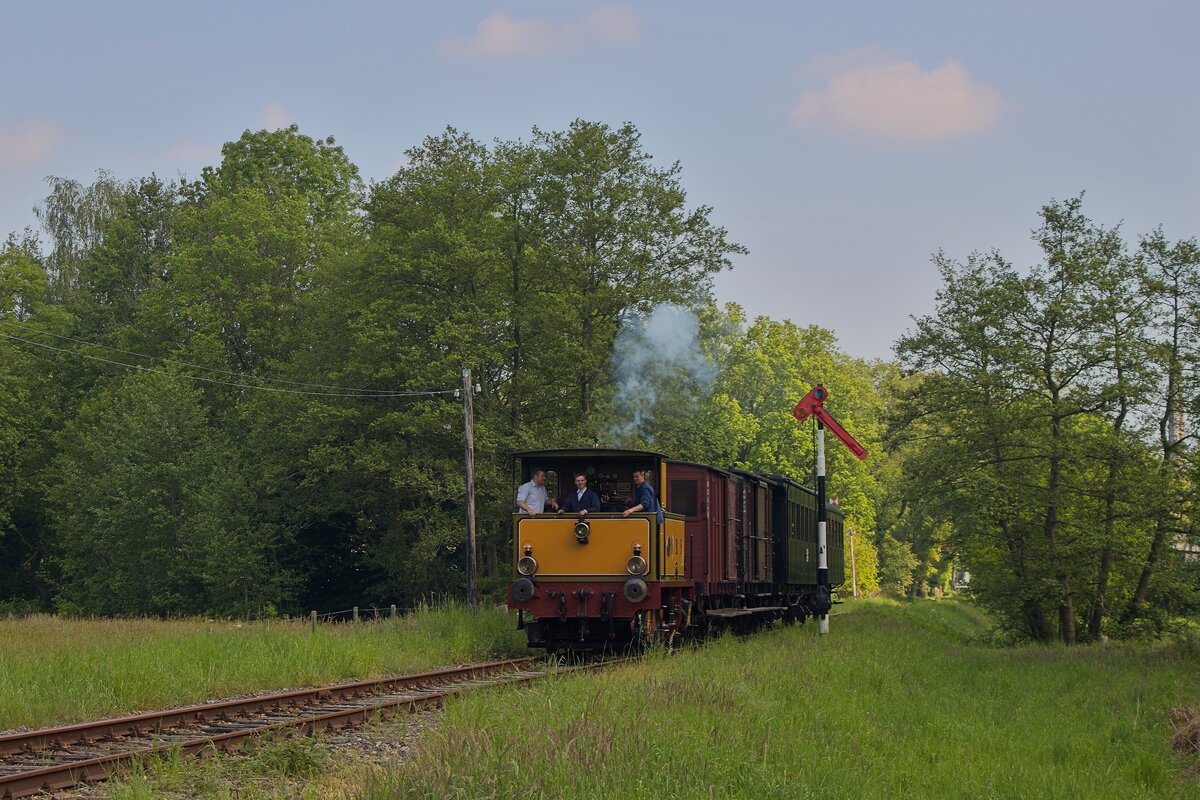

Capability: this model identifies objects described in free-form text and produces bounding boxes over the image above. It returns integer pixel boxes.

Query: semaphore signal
[793,385,868,635]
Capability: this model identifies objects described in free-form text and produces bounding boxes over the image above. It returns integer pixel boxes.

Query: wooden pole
[463,368,480,612]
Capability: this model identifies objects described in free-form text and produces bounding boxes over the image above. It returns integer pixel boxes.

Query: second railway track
[0,655,608,799]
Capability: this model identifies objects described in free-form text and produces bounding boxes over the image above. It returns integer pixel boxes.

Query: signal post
[792,385,867,634]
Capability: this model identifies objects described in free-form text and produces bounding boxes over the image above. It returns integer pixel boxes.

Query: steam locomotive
[507,448,845,652]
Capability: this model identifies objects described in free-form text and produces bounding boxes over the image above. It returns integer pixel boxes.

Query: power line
[0,319,403,394]
[0,330,457,399]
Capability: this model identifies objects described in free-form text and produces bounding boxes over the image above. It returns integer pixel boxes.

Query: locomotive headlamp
[626,542,646,574]
[517,544,537,575]
[574,519,590,544]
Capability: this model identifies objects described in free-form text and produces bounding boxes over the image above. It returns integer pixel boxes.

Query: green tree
[0,235,74,607]
[896,197,1190,643]
[1122,229,1200,621]
[532,120,744,427]
[33,171,129,302]
[645,303,882,593]
[71,175,178,345]
[46,372,286,615]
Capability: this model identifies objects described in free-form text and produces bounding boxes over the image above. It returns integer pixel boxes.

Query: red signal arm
[792,385,868,461]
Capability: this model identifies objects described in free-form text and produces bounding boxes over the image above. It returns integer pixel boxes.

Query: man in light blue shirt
[516,468,557,515]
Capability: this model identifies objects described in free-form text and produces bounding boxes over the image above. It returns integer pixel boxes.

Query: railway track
[0,655,603,799]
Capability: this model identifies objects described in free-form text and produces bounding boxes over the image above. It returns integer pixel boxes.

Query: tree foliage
[0,120,760,616]
[894,196,1200,643]
[4,125,1195,633]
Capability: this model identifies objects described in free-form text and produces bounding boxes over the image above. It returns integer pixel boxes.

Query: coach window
[669,479,699,518]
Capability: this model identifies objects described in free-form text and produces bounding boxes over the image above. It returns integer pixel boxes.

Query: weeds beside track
[0,656,621,798]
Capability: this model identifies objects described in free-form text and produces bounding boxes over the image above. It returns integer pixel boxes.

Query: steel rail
[0,656,540,758]
[0,655,603,799]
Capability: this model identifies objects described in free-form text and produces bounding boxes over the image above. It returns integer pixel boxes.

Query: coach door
[756,483,771,583]
[724,478,739,581]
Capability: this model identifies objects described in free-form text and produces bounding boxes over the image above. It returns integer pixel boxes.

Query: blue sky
[2,1,1196,360]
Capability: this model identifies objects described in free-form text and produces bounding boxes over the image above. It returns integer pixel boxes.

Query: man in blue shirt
[622,469,663,523]
[560,472,602,515]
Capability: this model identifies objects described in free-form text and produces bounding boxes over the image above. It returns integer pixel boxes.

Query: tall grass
[0,603,525,730]
[357,599,1200,800]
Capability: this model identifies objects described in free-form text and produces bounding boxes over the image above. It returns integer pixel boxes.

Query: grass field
[354,599,1200,800]
[11,599,1200,799]
[0,604,525,730]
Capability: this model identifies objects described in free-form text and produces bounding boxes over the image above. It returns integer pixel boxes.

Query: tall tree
[896,197,1192,642]
[533,120,744,427]
[895,251,1055,637]
[1124,230,1200,619]
[46,371,286,615]
[34,172,130,303]
[0,237,68,606]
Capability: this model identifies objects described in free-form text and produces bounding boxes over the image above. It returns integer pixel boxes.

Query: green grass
[15,599,1200,799]
[0,604,525,730]
[354,599,1200,800]
[106,734,341,800]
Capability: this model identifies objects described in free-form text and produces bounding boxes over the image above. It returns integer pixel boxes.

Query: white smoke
[606,304,717,445]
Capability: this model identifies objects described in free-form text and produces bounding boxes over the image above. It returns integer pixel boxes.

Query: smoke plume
[606,304,716,445]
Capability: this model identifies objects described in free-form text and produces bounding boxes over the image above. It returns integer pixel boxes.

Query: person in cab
[560,471,601,515]
[622,469,664,523]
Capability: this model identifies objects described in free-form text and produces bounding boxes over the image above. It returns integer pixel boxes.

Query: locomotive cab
[507,449,688,652]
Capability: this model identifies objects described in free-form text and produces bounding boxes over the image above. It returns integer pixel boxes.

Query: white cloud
[259,104,290,131]
[790,58,1005,145]
[440,6,641,60]
[0,118,64,168]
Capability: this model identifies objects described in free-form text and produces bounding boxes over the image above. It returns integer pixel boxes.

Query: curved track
[0,655,610,798]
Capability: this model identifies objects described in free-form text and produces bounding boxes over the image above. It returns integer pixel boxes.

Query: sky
[2,1,1196,360]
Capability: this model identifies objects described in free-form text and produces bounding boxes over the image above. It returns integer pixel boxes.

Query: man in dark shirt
[560,472,602,515]
[622,469,663,523]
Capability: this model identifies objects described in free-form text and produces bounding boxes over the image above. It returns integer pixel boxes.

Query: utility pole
[462,368,479,612]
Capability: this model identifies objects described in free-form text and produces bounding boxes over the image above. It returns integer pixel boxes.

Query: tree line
[892,196,1200,643]
[2,120,1194,641]
[0,121,882,617]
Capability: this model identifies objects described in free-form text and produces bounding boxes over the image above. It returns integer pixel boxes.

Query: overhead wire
[0,328,457,399]
[0,319,407,394]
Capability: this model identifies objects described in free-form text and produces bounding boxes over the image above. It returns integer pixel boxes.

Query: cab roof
[511,448,667,460]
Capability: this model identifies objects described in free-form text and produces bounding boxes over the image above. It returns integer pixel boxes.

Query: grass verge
[354,599,1200,800]
[0,603,524,730]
